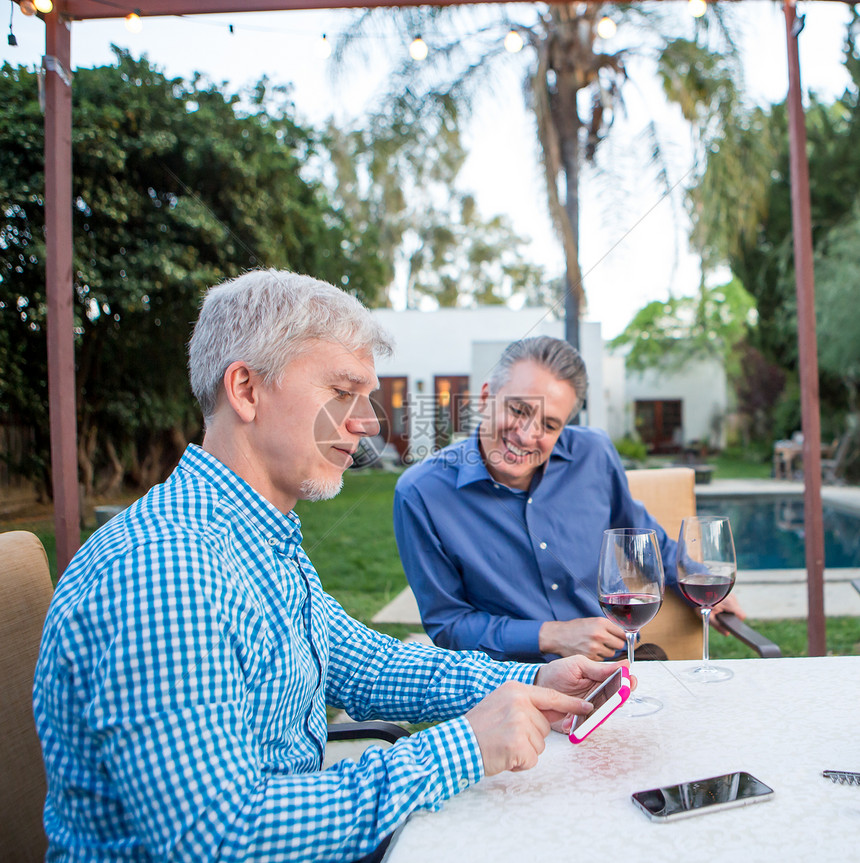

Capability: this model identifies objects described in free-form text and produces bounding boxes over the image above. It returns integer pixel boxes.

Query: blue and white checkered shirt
[34,445,536,861]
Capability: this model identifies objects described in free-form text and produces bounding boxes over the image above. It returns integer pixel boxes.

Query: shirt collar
[176,444,303,555]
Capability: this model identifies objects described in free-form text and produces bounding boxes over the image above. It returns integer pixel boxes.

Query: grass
[4,455,858,658]
[712,448,773,480]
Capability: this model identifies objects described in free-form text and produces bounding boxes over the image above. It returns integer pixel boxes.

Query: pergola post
[783,1,826,656]
[43,9,80,575]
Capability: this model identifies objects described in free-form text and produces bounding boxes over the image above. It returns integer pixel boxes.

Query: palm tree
[335,2,740,349]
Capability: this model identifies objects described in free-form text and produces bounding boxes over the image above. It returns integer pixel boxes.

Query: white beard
[299,475,344,502]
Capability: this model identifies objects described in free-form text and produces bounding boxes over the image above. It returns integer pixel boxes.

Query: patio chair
[627,468,781,660]
[0,530,53,861]
[0,529,408,861]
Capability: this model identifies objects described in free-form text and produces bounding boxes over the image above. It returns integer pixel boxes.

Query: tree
[0,51,377,498]
[323,91,545,309]
[609,276,755,375]
[687,10,860,447]
[336,3,739,347]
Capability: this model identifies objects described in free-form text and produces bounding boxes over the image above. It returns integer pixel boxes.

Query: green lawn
[4,463,858,657]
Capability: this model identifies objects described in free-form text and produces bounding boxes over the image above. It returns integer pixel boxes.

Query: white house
[369,307,728,461]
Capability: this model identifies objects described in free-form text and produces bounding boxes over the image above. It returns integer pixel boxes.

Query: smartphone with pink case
[569,666,631,744]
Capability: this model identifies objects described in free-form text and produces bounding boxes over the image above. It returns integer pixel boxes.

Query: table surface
[386,657,860,862]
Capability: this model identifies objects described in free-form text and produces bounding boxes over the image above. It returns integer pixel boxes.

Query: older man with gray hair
[34,271,623,863]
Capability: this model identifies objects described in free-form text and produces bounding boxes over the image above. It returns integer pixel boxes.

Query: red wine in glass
[678,569,736,609]
[599,593,662,631]
[677,517,738,683]
[598,528,665,717]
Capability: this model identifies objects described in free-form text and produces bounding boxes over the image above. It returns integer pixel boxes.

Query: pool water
[696,495,860,569]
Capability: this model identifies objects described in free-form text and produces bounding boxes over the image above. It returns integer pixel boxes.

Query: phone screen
[586,668,624,710]
[632,772,774,821]
[569,668,627,740]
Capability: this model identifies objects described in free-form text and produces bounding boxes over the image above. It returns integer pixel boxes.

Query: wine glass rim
[682,515,731,523]
[604,527,657,536]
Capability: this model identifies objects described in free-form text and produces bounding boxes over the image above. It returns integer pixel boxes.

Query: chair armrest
[326,721,411,744]
[718,612,782,658]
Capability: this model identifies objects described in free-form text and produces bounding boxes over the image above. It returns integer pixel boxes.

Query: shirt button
[458,778,469,790]
[268,537,277,546]
[493,483,500,489]
[539,542,547,550]
[551,583,559,591]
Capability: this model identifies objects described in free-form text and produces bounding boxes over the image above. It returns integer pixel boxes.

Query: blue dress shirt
[34,445,536,862]
[393,426,678,662]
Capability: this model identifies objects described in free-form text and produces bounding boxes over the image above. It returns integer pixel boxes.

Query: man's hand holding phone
[534,655,636,735]
[568,666,631,743]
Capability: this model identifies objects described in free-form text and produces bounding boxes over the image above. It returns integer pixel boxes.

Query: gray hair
[189,269,393,420]
[487,336,588,421]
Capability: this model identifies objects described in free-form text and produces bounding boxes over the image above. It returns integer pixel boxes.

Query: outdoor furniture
[821,435,852,484]
[0,530,52,861]
[627,468,781,660]
[384,656,860,862]
[773,438,804,479]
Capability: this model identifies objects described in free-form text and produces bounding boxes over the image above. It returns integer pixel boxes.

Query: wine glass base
[682,664,734,684]
[623,694,662,717]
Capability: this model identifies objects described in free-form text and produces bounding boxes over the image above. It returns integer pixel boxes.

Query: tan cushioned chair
[626,468,703,659]
[0,530,53,861]
[626,468,781,660]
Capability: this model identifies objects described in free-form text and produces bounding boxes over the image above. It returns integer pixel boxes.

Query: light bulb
[596,16,617,40]
[33,0,53,13]
[409,36,428,62]
[20,1,37,16]
[504,30,523,54]
[124,12,142,33]
[689,0,708,17]
[316,34,332,59]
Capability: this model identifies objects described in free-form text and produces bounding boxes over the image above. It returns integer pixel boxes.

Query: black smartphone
[632,772,774,822]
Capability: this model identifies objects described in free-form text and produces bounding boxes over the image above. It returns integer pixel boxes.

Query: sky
[1,1,854,338]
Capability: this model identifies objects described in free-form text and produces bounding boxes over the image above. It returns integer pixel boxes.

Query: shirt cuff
[411,715,484,809]
[494,618,544,660]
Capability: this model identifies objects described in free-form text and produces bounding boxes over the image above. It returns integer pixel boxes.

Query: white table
[386,658,860,862]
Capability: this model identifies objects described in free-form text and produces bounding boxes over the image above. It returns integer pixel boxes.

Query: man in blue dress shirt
[394,336,743,663]
[33,272,623,863]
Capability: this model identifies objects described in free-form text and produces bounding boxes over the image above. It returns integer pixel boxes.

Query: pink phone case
[568,667,631,744]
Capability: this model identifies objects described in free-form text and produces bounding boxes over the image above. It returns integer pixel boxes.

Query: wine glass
[598,528,665,717]
[677,516,737,683]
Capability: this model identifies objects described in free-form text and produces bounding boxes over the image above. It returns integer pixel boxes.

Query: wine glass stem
[701,607,713,667]
[626,631,637,672]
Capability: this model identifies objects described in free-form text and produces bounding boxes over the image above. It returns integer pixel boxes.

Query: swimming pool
[696,495,860,569]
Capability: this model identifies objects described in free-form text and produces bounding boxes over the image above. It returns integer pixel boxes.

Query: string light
[504,29,523,54]
[409,35,428,61]
[8,0,17,46]
[124,10,142,33]
[316,33,332,59]
[596,16,617,39]
[33,0,52,13]
[19,1,37,16]
[688,0,708,17]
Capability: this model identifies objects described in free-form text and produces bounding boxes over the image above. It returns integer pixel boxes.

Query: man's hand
[534,655,636,733]
[538,617,626,660]
[710,593,746,635]
[465,681,592,776]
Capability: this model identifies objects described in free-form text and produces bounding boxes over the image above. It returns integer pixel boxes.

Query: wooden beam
[56,0,516,20]
[44,10,81,576]
[52,0,859,20]
[783,0,826,656]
